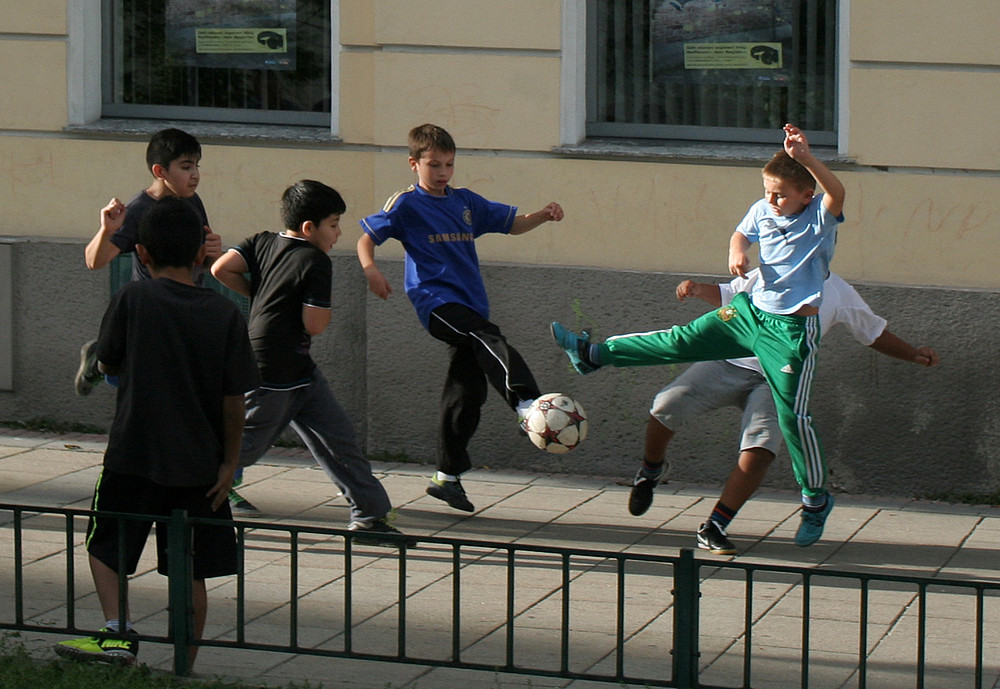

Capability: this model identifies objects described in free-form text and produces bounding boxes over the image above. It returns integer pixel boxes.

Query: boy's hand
[364,265,393,300]
[100,198,127,234]
[203,226,223,261]
[676,279,699,301]
[728,251,750,278]
[676,279,723,307]
[540,202,564,222]
[783,123,811,160]
[207,463,237,511]
[914,346,940,368]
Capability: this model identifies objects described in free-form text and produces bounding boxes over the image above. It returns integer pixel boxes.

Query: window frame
[582,0,844,148]
[69,0,339,133]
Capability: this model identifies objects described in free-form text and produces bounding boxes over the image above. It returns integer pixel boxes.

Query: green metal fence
[2,502,998,688]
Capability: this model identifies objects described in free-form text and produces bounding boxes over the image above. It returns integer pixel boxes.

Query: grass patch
[916,491,1000,506]
[1,418,106,435]
[365,450,428,465]
[0,633,318,689]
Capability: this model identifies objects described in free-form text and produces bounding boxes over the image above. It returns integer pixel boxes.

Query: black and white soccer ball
[523,393,588,454]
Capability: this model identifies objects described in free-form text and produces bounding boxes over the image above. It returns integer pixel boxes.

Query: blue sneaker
[550,322,599,375]
[795,494,834,547]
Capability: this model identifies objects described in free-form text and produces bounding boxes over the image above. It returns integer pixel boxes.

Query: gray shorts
[649,359,781,455]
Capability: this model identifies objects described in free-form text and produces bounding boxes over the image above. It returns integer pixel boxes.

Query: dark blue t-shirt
[360,185,516,329]
[110,190,211,284]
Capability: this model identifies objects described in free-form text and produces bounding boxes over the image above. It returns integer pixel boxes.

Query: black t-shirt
[96,278,260,486]
[235,232,332,387]
[109,191,211,284]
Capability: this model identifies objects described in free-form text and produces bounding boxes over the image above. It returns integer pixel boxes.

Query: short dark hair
[145,128,202,172]
[281,180,347,231]
[138,197,204,269]
[408,123,456,161]
[762,151,816,192]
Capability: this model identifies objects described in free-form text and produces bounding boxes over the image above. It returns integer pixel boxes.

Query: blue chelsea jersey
[360,185,517,328]
[736,194,843,315]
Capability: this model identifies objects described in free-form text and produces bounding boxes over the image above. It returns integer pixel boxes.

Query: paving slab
[2,429,1000,689]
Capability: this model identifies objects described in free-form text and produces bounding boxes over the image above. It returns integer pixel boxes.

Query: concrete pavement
[1,428,999,688]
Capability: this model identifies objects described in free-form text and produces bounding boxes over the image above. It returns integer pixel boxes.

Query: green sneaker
[54,627,138,665]
[795,494,835,547]
[229,488,262,518]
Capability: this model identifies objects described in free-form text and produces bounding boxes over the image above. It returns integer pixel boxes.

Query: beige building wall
[0,0,997,288]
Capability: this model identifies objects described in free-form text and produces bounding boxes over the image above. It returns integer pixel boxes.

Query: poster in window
[166,0,296,70]
[651,0,793,85]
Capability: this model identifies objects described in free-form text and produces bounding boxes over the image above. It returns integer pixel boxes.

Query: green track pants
[599,292,826,497]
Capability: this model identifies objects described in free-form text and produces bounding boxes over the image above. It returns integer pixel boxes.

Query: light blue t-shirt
[735,194,843,315]
[360,184,517,329]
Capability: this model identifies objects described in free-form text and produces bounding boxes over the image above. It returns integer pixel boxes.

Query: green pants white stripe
[600,292,826,498]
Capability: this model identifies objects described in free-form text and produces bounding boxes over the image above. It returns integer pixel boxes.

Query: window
[588,0,837,144]
[102,0,331,126]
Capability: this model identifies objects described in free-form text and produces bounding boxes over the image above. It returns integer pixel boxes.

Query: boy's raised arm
[510,202,564,235]
[869,329,941,368]
[210,249,252,297]
[357,233,393,300]
[84,199,126,270]
[783,124,845,218]
[676,279,723,307]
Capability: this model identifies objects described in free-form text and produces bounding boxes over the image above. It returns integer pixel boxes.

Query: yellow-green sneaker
[229,488,263,518]
[54,627,138,665]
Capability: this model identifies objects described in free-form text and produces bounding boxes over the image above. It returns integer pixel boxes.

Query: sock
[709,501,737,530]
[639,461,664,481]
[586,343,603,367]
[104,619,133,633]
[233,468,244,488]
[435,472,459,483]
[801,492,828,513]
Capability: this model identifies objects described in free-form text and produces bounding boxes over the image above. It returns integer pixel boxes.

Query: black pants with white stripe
[428,303,541,475]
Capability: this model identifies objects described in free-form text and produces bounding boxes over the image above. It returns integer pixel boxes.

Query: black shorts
[86,468,238,580]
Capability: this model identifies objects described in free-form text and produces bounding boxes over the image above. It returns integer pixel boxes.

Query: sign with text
[166,0,295,70]
[684,42,783,69]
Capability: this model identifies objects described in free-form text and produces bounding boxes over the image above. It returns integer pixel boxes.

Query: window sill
[65,119,340,146]
[554,138,853,167]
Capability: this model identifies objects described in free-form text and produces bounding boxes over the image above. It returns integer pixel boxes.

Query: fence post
[167,509,194,676]
[672,548,699,689]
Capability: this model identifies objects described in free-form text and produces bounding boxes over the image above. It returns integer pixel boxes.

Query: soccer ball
[523,393,588,454]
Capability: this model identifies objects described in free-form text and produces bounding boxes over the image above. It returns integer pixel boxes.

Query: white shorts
[649,359,781,455]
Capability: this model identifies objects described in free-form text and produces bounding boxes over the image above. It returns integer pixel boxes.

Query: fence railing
[2,502,998,688]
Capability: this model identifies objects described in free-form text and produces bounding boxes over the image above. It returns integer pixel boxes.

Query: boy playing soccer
[55,197,259,667]
[630,270,939,555]
[358,124,564,513]
[212,180,405,542]
[553,123,846,546]
[76,128,219,395]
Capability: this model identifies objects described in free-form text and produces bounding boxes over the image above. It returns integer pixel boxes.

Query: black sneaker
[697,521,736,555]
[54,627,139,666]
[426,477,475,512]
[628,466,665,516]
[74,340,102,396]
[347,518,417,548]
